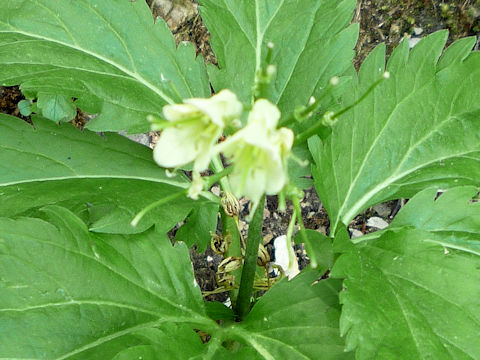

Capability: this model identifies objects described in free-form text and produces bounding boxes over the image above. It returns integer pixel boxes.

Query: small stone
[373,203,391,217]
[366,216,389,230]
[211,185,221,197]
[349,228,364,239]
[408,37,421,48]
[413,26,423,36]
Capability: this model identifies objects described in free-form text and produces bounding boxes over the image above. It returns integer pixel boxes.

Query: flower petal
[163,103,199,122]
[153,125,202,168]
[186,89,242,127]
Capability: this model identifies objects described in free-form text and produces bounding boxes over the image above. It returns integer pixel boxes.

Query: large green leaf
[219,271,352,359]
[331,227,480,359]
[199,0,357,115]
[358,186,480,255]
[0,114,217,234]
[391,186,480,237]
[311,32,480,233]
[0,206,215,359]
[110,325,206,360]
[0,0,210,133]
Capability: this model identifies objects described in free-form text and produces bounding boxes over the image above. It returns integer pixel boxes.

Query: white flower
[153,89,242,172]
[215,99,293,205]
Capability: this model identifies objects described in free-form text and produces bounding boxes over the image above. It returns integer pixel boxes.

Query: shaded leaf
[311,32,480,233]
[175,201,219,252]
[0,206,214,359]
[111,325,205,360]
[199,0,357,117]
[37,92,76,123]
[331,228,480,359]
[0,114,215,234]
[224,271,352,359]
[0,0,209,132]
[357,186,480,256]
[294,229,334,274]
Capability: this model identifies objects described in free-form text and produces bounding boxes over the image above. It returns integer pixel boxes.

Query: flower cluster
[152,90,294,205]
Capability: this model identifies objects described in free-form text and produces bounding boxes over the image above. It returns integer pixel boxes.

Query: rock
[366,216,389,230]
[408,37,421,48]
[349,228,364,239]
[373,203,391,217]
[413,26,423,36]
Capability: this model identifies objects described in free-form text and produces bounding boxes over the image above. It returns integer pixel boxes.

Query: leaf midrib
[0,29,175,104]
[6,232,203,319]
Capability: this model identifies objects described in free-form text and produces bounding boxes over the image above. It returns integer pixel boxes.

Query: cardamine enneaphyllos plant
[0,1,479,359]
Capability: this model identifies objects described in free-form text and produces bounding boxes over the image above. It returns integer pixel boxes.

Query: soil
[1,0,479,302]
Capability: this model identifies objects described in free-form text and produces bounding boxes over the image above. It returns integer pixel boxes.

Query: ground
[1,0,479,302]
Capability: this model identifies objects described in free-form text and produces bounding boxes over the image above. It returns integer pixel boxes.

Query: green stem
[130,189,187,227]
[291,195,318,269]
[206,165,234,188]
[295,75,387,145]
[295,122,331,145]
[280,87,331,128]
[235,196,265,320]
[211,155,232,193]
[221,209,242,304]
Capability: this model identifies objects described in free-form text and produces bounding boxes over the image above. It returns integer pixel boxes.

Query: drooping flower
[153,89,242,172]
[215,99,294,205]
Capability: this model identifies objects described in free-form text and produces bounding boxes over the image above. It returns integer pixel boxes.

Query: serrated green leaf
[175,201,219,253]
[223,271,352,360]
[0,114,216,234]
[199,0,357,116]
[354,186,480,256]
[0,206,215,359]
[111,325,205,360]
[0,0,210,133]
[391,186,480,236]
[311,32,480,233]
[331,228,480,359]
[37,92,77,123]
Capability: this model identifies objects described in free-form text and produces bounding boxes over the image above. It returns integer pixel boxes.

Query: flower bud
[329,76,340,86]
[321,110,337,127]
[216,273,236,288]
[221,191,240,217]
[210,233,230,255]
[257,244,270,267]
[218,256,243,273]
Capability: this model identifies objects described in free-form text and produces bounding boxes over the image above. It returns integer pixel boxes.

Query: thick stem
[221,208,242,304]
[235,196,265,320]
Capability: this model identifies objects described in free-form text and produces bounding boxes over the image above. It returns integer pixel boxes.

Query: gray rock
[366,216,389,230]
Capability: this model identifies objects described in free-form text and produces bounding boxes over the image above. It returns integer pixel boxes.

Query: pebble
[413,26,423,36]
[408,37,421,48]
[349,228,364,239]
[373,203,391,217]
[366,216,389,230]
